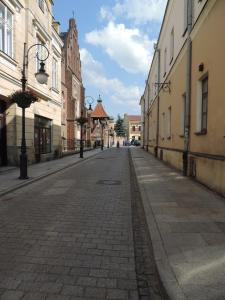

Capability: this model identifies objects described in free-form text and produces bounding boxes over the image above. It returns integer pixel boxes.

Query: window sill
[51,87,60,94]
[195,130,207,136]
[182,28,187,37]
[0,50,17,66]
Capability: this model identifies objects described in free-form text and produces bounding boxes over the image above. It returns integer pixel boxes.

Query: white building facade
[0,0,63,166]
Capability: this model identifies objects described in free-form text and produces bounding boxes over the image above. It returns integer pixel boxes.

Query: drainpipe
[183,0,193,175]
[155,47,161,157]
[146,84,150,151]
[142,96,145,149]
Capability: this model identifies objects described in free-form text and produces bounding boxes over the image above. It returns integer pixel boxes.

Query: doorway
[34,115,52,163]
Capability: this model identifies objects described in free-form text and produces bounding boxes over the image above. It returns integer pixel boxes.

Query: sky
[53,0,167,118]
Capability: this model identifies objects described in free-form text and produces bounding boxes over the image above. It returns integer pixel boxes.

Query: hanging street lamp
[11,43,49,179]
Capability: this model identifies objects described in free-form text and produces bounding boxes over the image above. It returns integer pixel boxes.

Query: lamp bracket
[154,81,171,93]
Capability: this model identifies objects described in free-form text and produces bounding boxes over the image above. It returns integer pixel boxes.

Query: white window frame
[0,2,13,57]
[38,0,45,13]
[184,0,188,33]
[161,112,165,139]
[36,36,45,72]
[164,48,167,76]
[196,75,208,134]
[52,56,58,90]
[170,27,174,63]
[181,93,186,135]
[167,106,172,139]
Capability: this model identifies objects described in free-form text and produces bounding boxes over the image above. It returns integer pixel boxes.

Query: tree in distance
[114,114,126,137]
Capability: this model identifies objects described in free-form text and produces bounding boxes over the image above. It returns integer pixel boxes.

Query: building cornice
[33,19,52,42]
[0,71,21,88]
[52,29,64,48]
[9,0,24,11]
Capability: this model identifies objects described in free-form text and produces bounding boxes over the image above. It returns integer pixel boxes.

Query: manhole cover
[97,180,121,186]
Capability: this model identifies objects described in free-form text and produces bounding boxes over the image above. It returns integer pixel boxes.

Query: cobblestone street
[0,148,164,300]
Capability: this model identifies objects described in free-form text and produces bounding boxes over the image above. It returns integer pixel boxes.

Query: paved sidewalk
[130,147,225,300]
[0,148,102,197]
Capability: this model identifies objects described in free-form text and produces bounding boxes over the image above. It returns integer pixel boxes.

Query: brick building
[61,18,84,151]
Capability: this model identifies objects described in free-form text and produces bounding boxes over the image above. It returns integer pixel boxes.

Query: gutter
[183,0,193,175]
[155,48,161,157]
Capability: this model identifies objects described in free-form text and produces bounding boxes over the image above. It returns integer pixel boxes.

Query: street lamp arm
[85,96,95,106]
[25,43,50,66]
[18,43,50,179]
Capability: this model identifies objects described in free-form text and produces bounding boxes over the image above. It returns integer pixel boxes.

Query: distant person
[117,141,120,148]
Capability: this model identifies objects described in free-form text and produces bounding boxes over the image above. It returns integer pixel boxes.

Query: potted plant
[76,116,88,125]
[11,90,39,108]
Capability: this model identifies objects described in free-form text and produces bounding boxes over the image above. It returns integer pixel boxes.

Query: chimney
[52,21,60,34]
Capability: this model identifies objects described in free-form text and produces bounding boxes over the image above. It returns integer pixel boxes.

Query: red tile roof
[91,101,109,119]
[126,115,141,122]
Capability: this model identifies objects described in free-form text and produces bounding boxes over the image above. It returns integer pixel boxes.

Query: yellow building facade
[124,114,141,143]
[141,0,225,196]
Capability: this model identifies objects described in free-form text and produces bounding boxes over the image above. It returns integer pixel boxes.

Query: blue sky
[53,0,167,118]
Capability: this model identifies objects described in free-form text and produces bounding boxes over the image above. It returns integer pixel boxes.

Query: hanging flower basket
[11,90,39,108]
[76,116,88,125]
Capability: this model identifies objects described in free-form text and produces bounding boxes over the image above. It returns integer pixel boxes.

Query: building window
[154,74,157,95]
[167,107,171,139]
[36,36,45,72]
[181,93,186,135]
[164,48,167,76]
[34,116,52,154]
[161,112,165,139]
[132,126,135,132]
[201,77,208,132]
[139,126,141,132]
[196,76,208,134]
[184,0,188,33]
[170,28,174,63]
[0,2,13,57]
[38,0,45,12]
[52,57,58,90]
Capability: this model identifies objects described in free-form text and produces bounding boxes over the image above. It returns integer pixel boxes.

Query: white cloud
[100,0,167,25]
[85,22,154,74]
[80,48,142,113]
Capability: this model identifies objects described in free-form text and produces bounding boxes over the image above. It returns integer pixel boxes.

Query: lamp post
[107,128,110,148]
[17,43,49,179]
[108,127,114,148]
[76,114,88,158]
[85,96,94,148]
[100,120,106,150]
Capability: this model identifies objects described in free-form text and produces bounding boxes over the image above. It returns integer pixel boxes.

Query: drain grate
[96,180,121,186]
